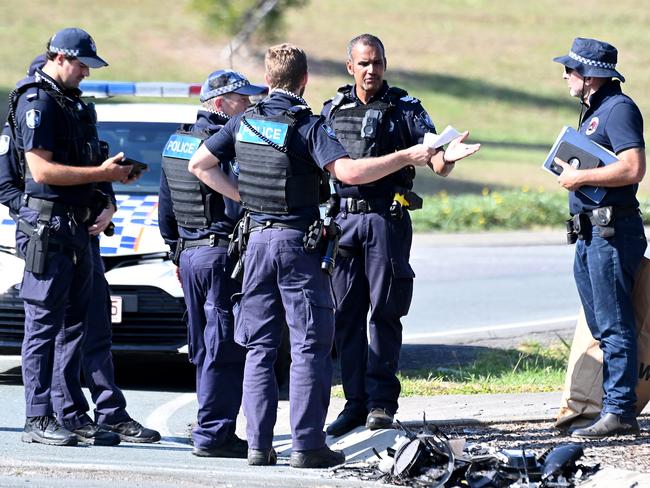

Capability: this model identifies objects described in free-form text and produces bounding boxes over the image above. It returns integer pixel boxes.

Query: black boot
[366,408,394,430]
[73,422,121,446]
[248,447,277,466]
[22,416,77,446]
[326,411,366,437]
[192,436,248,458]
[290,446,345,469]
[571,413,640,439]
[99,419,161,443]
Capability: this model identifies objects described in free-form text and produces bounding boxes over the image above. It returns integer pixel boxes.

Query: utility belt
[17,200,82,275]
[227,213,341,282]
[566,206,639,243]
[24,195,94,225]
[340,189,423,218]
[170,234,230,265]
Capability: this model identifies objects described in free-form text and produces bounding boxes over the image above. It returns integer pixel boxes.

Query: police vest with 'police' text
[161,124,223,229]
[234,105,328,215]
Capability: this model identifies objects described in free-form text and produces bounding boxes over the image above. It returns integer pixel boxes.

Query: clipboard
[542,126,618,204]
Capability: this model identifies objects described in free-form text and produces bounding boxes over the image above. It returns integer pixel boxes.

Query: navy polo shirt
[204,92,348,226]
[321,81,435,198]
[159,110,241,246]
[570,80,645,214]
[14,70,95,206]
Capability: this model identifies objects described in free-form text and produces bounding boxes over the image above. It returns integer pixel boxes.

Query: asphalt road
[0,230,586,486]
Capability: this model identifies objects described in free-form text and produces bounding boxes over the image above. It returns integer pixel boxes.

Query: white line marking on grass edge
[403,315,578,341]
[146,393,196,438]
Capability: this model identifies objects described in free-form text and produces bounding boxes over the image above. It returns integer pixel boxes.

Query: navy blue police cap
[200,69,267,102]
[48,28,108,69]
[27,54,47,76]
[553,37,625,82]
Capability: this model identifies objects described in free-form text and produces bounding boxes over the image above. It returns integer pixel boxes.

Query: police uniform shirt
[159,110,241,247]
[204,92,348,226]
[15,69,95,206]
[321,81,435,198]
[0,123,24,215]
[571,80,645,214]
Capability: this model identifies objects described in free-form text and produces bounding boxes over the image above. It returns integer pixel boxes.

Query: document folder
[542,126,618,204]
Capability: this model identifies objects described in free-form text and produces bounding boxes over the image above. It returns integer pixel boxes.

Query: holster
[88,189,111,227]
[23,219,50,275]
[229,213,250,283]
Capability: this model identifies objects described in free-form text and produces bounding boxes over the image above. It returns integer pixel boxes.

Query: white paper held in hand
[423,125,462,149]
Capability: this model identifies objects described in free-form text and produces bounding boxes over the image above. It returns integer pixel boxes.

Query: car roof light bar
[80,81,202,98]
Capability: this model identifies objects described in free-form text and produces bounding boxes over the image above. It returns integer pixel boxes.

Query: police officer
[189,42,437,468]
[321,34,480,437]
[158,69,266,457]
[552,38,646,439]
[9,28,135,446]
[0,54,160,445]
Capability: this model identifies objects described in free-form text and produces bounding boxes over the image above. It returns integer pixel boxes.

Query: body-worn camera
[360,109,383,139]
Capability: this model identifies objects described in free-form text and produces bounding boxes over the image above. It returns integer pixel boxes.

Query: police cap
[200,69,267,102]
[48,28,108,69]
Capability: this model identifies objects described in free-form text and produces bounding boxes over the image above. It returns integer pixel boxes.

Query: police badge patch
[417,112,436,131]
[230,159,240,176]
[26,109,41,129]
[322,124,338,140]
[585,117,599,136]
[0,135,9,156]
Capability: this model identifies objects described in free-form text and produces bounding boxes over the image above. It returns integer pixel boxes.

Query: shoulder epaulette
[288,105,312,118]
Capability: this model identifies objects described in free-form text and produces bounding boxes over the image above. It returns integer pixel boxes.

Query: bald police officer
[159,70,266,457]
[9,28,134,446]
[189,42,438,469]
[322,34,480,437]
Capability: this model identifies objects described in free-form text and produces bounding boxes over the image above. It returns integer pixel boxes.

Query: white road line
[403,315,578,341]
[145,392,196,438]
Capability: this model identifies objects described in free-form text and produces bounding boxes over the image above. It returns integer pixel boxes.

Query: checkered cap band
[569,50,616,69]
[49,46,80,57]
[210,79,248,97]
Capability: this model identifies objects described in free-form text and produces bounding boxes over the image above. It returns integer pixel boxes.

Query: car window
[97,121,179,194]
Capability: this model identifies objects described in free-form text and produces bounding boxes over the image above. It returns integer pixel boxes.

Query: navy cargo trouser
[17,207,92,422]
[234,227,334,451]
[573,213,647,420]
[180,244,246,449]
[332,210,415,417]
[52,236,130,428]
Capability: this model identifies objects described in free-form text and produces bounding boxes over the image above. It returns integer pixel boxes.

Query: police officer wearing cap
[1,54,160,446]
[321,34,480,437]
[552,38,646,439]
[158,69,266,458]
[189,42,437,469]
[8,28,135,446]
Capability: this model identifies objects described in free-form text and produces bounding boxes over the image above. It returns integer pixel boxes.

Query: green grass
[3,0,650,201]
[332,341,569,397]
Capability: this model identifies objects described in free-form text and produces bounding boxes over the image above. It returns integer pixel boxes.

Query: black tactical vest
[328,85,415,195]
[234,105,328,215]
[161,124,222,229]
[7,75,102,174]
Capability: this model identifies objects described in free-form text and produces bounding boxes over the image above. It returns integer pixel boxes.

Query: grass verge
[411,189,650,232]
[332,341,569,397]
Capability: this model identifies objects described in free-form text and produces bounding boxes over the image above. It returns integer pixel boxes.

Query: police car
[0,81,200,354]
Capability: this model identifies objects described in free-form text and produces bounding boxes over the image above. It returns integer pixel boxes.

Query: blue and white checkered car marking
[100,194,166,256]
